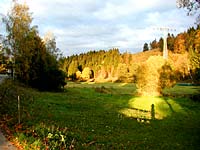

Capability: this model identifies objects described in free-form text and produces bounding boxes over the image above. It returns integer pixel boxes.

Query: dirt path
[0,75,18,149]
[0,130,18,150]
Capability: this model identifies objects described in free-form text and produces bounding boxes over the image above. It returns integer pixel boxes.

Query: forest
[60,26,200,84]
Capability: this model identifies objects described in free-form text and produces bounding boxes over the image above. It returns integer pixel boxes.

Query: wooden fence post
[18,95,20,124]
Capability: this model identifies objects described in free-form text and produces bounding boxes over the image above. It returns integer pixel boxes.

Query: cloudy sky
[0,0,196,56]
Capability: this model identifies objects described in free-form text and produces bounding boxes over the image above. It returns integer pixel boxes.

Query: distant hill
[60,48,189,82]
[60,25,200,83]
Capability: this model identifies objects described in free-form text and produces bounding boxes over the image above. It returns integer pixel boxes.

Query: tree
[194,28,200,53]
[143,43,149,52]
[150,39,159,50]
[136,56,176,96]
[3,1,35,82]
[158,38,163,51]
[3,1,66,90]
[186,27,196,52]
[0,44,7,73]
[167,33,175,51]
[159,62,176,89]
[116,63,129,82]
[177,0,200,23]
[190,28,200,82]
[68,60,78,79]
[43,31,61,59]
[136,56,164,96]
[81,67,93,80]
[174,33,187,53]
[177,1,200,82]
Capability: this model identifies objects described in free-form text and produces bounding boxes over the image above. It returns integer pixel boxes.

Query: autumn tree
[190,28,200,82]
[174,33,187,53]
[167,33,175,51]
[186,27,196,51]
[194,28,200,53]
[159,62,176,89]
[150,39,159,50]
[0,42,7,73]
[136,56,165,96]
[177,0,200,82]
[136,56,176,96]
[68,59,78,79]
[158,38,163,51]
[116,63,129,82]
[81,67,93,80]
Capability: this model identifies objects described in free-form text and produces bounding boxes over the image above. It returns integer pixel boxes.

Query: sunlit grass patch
[118,83,128,86]
[1,81,200,149]
[119,96,185,120]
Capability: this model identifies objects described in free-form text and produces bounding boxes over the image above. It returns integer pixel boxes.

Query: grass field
[1,81,200,149]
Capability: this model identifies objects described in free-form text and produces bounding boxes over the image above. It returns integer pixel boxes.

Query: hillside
[60,48,189,82]
[131,48,162,63]
[60,25,200,83]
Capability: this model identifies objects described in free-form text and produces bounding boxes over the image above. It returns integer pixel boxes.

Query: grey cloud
[0,0,196,56]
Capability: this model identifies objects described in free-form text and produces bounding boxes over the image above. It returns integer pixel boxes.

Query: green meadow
[1,81,200,149]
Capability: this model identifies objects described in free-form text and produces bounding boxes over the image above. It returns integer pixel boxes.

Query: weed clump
[95,86,111,94]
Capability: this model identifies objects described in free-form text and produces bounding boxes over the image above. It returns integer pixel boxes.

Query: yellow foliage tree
[81,67,92,80]
[136,56,176,96]
[174,33,187,54]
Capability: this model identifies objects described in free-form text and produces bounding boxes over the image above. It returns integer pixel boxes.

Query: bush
[42,69,66,91]
[0,79,35,118]
[193,68,200,83]
[159,62,177,90]
[29,68,66,91]
[189,94,200,102]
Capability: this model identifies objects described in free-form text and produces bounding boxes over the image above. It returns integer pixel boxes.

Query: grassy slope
[131,49,162,63]
[10,82,200,150]
[131,49,189,71]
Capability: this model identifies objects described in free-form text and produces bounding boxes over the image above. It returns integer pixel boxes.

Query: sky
[0,0,197,56]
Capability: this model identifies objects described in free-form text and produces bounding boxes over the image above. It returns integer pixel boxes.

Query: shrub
[0,79,35,118]
[45,69,66,91]
[193,68,200,83]
[81,67,92,80]
[159,62,177,90]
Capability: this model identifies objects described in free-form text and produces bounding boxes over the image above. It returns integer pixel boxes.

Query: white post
[157,27,176,59]
[163,32,168,59]
[18,96,20,124]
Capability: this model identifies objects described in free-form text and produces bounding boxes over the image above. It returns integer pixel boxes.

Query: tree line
[143,26,200,54]
[60,25,200,84]
[1,0,199,90]
[143,26,200,81]
[60,48,146,82]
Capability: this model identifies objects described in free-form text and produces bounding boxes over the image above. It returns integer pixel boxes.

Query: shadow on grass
[163,97,175,113]
[1,82,200,149]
